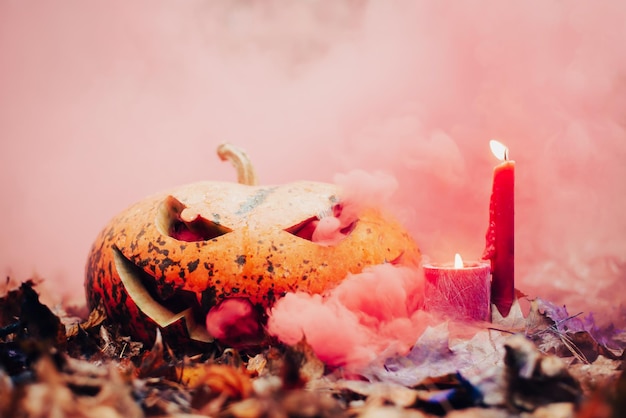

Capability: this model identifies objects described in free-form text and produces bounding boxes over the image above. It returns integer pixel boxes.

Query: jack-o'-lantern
[85,144,421,347]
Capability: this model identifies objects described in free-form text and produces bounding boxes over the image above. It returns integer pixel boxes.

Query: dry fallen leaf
[446,408,514,418]
[65,301,107,339]
[364,322,508,407]
[568,355,622,395]
[14,355,143,418]
[492,298,527,332]
[525,298,625,362]
[504,334,582,411]
[520,402,575,418]
[221,389,346,418]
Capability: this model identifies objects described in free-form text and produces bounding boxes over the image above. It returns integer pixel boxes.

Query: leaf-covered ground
[1,279,624,418]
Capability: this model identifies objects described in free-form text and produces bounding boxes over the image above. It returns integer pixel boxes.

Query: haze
[1,1,625,324]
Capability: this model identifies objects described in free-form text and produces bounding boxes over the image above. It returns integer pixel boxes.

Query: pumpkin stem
[217,143,259,186]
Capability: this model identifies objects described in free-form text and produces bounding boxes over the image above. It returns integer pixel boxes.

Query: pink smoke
[307,170,398,245]
[267,263,429,368]
[1,1,625,330]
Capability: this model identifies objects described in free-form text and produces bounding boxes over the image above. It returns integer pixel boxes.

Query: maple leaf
[361,322,510,407]
[491,298,527,332]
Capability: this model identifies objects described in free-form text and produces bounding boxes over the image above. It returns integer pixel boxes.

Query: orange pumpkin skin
[85,180,421,346]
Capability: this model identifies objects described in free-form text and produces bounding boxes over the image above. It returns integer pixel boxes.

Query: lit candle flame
[454,253,463,269]
[490,140,509,161]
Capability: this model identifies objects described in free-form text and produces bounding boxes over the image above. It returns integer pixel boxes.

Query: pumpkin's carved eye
[284,216,319,241]
[285,204,358,244]
[157,196,233,242]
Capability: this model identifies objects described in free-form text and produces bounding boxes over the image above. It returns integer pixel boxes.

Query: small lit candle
[423,254,491,321]
[483,140,515,317]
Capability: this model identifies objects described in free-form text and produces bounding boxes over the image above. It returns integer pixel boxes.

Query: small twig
[528,311,584,338]
[551,311,584,330]
[486,327,517,335]
[558,333,589,364]
[119,342,128,358]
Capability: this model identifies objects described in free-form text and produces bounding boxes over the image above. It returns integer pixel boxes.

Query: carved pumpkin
[85,144,421,347]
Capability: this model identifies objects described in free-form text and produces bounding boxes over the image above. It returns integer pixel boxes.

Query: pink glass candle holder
[423,256,491,321]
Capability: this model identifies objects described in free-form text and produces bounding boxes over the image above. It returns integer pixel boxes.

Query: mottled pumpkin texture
[85,180,421,345]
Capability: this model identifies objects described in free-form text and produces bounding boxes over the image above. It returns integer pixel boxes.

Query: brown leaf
[504,335,582,411]
[446,408,513,418]
[189,365,254,415]
[246,353,268,377]
[568,355,622,396]
[0,280,66,352]
[18,282,67,348]
[356,405,429,418]
[65,301,107,338]
[0,278,32,328]
[94,326,143,361]
[525,299,555,337]
[16,355,143,418]
[135,378,193,416]
[135,329,179,381]
[329,379,421,408]
[221,389,346,418]
[0,369,12,417]
[280,339,325,389]
[523,402,575,418]
[576,368,626,418]
[184,363,252,396]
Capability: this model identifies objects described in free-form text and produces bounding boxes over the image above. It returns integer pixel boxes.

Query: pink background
[1,1,625,321]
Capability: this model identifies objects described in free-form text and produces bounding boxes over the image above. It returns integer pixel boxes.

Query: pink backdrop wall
[1,1,625,322]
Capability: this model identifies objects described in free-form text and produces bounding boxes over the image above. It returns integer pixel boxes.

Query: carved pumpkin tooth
[180,207,200,223]
[84,144,421,348]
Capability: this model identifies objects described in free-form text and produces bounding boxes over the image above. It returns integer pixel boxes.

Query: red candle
[423,254,491,321]
[483,140,515,317]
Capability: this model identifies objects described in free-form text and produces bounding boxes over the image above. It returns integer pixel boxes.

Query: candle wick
[504,148,509,161]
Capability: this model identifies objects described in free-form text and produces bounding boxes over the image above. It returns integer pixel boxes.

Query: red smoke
[1,1,625,331]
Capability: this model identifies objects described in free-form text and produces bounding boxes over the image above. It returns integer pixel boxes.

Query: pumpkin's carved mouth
[112,247,213,342]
